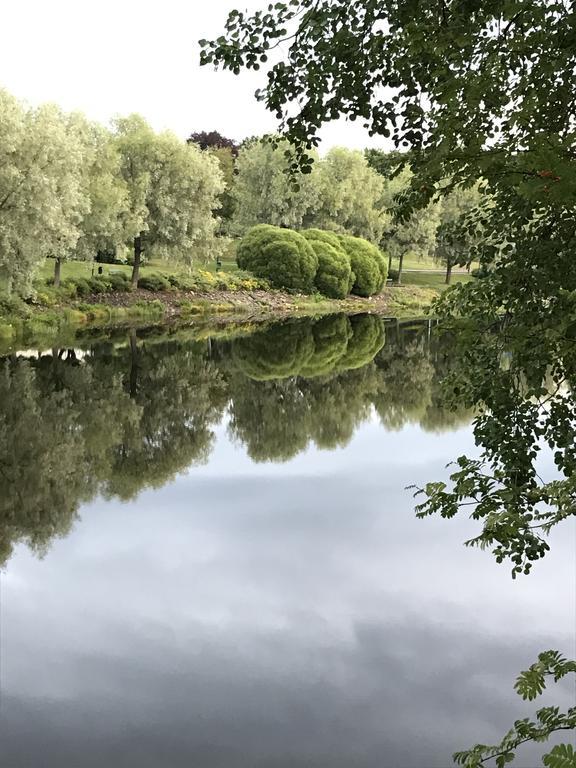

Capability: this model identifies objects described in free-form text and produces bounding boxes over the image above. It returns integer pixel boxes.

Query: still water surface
[0,315,573,767]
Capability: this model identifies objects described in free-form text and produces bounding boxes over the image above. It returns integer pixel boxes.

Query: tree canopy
[114,115,225,283]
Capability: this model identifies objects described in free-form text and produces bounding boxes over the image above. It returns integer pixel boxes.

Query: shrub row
[38,268,270,304]
[236,224,388,297]
[233,313,385,381]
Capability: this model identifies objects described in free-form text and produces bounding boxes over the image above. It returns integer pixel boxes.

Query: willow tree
[0,90,86,294]
[231,138,320,233]
[434,183,483,284]
[310,147,388,243]
[0,353,136,564]
[65,118,130,282]
[114,115,224,284]
[371,162,440,281]
[102,337,228,499]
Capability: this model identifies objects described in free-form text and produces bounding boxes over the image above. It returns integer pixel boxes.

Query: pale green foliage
[231,138,320,233]
[387,188,441,265]
[0,90,87,293]
[207,145,236,227]
[69,116,130,261]
[434,183,484,272]
[310,147,388,243]
[114,114,225,266]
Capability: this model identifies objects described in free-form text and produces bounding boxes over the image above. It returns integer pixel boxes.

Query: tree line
[0,90,225,294]
[196,131,484,284]
[0,86,483,302]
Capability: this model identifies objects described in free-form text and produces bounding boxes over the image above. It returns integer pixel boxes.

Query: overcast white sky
[1,0,390,152]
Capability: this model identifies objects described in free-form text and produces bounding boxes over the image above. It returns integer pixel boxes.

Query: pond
[0,314,573,767]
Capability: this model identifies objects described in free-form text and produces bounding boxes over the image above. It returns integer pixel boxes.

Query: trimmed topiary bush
[299,314,352,377]
[237,224,318,292]
[338,234,387,297]
[336,314,385,371]
[233,314,386,382]
[233,320,315,380]
[301,228,343,250]
[373,248,388,285]
[302,231,353,299]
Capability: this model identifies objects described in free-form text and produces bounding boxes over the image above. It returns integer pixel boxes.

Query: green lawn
[390,253,478,272]
[36,255,240,284]
[399,270,473,288]
[3,246,470,294]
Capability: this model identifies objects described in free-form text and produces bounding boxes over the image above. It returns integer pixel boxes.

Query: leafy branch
[453,651,576,768]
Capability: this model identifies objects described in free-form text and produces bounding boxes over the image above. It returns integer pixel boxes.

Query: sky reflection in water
[1,317,574,767]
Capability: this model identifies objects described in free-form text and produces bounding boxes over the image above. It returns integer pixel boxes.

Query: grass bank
[0,279,444,354]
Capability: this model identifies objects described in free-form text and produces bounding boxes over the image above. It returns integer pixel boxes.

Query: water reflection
[1,314,573,767]
[0,315,469,564]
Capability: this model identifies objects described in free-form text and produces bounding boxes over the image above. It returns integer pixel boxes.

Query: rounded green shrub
[373,248,388,285]
[71,278,93,297]
[137,273,171,292]
[338,234,387,297]
[336,314,385,371]
[299,315,351,377]
[301,228,343,250]
[302,232,353,299]
[237,224,318,292]
[87,276,113,294]
[234,315,383,382]
[233,320,315,380]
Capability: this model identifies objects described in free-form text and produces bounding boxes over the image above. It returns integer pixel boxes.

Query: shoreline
[0,284,439,353]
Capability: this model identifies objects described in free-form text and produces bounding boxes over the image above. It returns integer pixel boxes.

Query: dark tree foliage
[200,2,575,218]
[364,149,412,179]
[187,130,239,156]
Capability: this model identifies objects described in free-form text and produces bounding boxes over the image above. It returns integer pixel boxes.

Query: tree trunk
[129,329,139,398]
[388,252,392,272]
[131,235,143,287]
[53,257,62,288]
[445,259,452,285]
[397,252,404,284]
